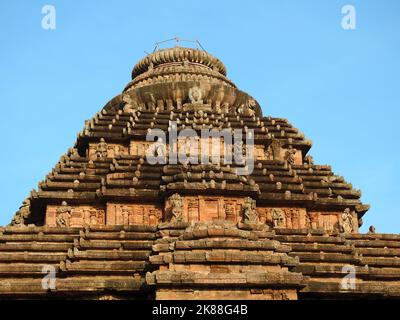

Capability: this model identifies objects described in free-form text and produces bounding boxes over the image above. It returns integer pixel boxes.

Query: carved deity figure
[272,208,286,228]
[244,98,256,116]
[96,138,108,158]
[10,198,30,226]
[341,208,355,233]
[224,203,235,221]
[289,209,300,229]
[56,201,71,227]
[169,193,183,222]
[264,145,273,160]
[304,155,314,165]
[188,87,203,104]
[335,208,354,233]
[242,197,257,223]
[305,212,311,228]
[285,146,296,165]
[233,140,245,164]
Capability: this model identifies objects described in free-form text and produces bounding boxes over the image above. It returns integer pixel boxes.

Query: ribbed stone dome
[117,46,261,116]
[131,46,227,79]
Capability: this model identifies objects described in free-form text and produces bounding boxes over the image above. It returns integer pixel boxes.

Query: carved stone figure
[10,198,30,226]
[305,212,311,228]
[264,145,273,160]
[272,208,286,228]
[188,87,203,104]
[169,193,183,222]
[224,202,235,221]
[285,146,296,165]
[56,201,71,227]
[368,225,376,234]
[341,208,355,233]
[96,138,108,158]
[244,98,256,116]
[304,155,314,165]
[242,197,257,223]
[289,209,299,228]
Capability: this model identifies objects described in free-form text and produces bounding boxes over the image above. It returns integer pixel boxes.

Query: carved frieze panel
[138,136,269,164]
[130,141,154,157]
[46,204,105,228]
[165,196,245,223]
[309,209,358,233]
[257,207,308,229]
[106,203,162,226]
[88,142,129,159]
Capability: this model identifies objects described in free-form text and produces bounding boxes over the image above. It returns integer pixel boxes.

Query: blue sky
[0,0,399,232]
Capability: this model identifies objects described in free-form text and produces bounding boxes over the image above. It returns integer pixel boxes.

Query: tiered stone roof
[3,46,390,300]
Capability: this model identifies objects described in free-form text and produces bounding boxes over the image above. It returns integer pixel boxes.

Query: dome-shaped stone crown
[131,46,227,79]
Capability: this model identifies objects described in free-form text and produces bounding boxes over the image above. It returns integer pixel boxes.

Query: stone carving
[342,208,355,233]
[106,203,161,226]
[304,155,314,165]
[88,209,104,225]
[368,225,376,234]
[308,213,319,229]
[305,212,311,228]
[56,201,72,227]
[334,208,355,233]
[96,138,108,158]
[10,198,30,226]
[288,209,300,229]
[169,193,183,222]
[120,207,131,225]
[242,197,257,223]
[224,202,236,222]
[187,199,199,220]
[244,98,257,116]
[264,145,273,160]
[272,208,286,228]
[285,146,296,165]
[188,87,203,104]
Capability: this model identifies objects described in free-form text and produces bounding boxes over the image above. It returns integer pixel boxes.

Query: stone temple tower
[1,47,399,300]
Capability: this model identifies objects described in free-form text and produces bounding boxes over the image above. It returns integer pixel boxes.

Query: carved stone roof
[3,46,382,299]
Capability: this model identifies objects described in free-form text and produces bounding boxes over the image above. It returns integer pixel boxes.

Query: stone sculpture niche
[242,197,258,223]
[183,86,212,112]
[167,193,184,222]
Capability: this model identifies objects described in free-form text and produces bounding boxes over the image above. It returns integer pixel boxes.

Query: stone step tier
[1,224,400,298]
